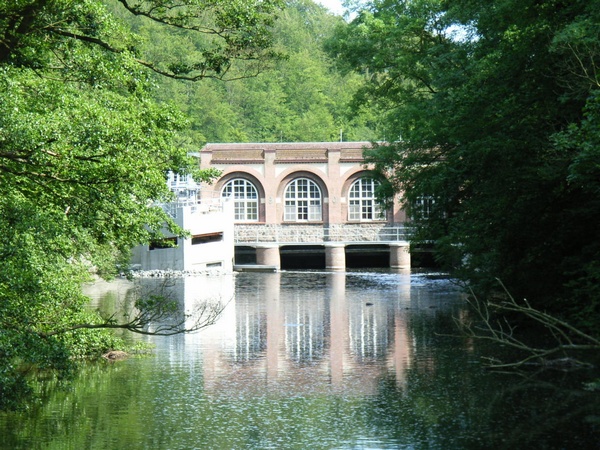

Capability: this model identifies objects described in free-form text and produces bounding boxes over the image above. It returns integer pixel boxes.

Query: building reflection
[283,288,328,364]
[84,271,420,395]
[235,294,267,362]
[348,301,394,361]
[175,271,419,396]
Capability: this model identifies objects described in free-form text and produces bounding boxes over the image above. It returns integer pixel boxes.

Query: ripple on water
[4,271,595,450]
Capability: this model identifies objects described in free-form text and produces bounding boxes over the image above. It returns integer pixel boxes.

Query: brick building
[199,142,410,270]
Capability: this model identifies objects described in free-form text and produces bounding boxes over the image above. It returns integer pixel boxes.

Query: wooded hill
[113,0,379,146]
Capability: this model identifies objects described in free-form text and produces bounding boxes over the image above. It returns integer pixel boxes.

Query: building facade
[200,142,410,270]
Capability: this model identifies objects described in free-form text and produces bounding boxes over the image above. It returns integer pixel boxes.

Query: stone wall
[235,224,410,243]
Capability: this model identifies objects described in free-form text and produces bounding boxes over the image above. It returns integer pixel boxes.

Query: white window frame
[284,178,322,222]
[348,178,385,221]
[413,195,435,219]
[221,178,259,222]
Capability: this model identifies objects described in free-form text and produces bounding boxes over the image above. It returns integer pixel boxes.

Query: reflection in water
[179,271,419,398]
[1,271,598,450]
[348,299,392,361]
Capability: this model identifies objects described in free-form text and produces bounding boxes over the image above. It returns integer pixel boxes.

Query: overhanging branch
[457,279,599,369]
[38,293,229,338]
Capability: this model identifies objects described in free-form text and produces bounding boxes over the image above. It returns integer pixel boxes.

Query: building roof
[202,142,374,164]
[202,141,373,150]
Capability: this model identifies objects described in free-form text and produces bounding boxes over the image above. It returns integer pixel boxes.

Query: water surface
[1,271,598,449]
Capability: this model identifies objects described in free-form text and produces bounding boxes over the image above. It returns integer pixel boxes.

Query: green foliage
[133,0,380,145]
[0,0,282,409]
[329,0,600,329]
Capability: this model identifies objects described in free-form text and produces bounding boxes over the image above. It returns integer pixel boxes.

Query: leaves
[142,0,379,144]
[0,0,281,409]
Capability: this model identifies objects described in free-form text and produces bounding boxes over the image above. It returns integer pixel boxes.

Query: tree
[328,0,600,331]
[133,0,380,144]
[0,0,282,409]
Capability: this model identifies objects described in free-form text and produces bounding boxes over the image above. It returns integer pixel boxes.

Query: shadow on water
[0,270,598,449]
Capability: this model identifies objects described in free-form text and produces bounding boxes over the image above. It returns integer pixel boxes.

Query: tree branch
[50,29,264,81]
[38,295,228,338]
[456,279,599,369]
[116,0,242,35]
[51,29,123,53]
[0,0,46,64]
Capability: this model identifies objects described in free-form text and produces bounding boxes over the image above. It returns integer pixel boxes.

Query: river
[1,270,598,449]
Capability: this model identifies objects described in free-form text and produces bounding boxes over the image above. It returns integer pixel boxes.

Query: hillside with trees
[116,0,379,146]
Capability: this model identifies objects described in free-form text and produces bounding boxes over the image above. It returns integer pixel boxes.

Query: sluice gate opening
[345,245,390,269]
[235,244,436,270]
[280,245,326,270]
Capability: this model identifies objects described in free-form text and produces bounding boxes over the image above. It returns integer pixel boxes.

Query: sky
[316,0,346,16]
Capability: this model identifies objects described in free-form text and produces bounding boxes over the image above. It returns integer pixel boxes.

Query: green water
[1,271,598,449]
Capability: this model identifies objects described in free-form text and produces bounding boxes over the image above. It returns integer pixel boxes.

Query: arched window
[284,178,322,222]
[348,178,384,221]
[221,178,259,222]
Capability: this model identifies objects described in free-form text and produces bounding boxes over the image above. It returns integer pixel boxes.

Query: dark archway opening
[280,245,325,270]
[345,245,390,268]
[234,246,257,265]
